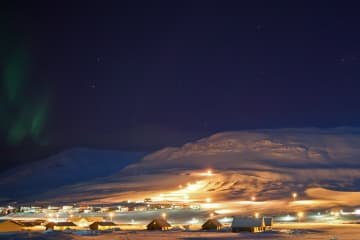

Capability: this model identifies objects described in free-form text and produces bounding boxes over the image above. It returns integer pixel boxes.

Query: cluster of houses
[0,215,273,233]
[0,206,16,216]
[0,217,120,233]
[147,216,273,232]
[1,202,195,216]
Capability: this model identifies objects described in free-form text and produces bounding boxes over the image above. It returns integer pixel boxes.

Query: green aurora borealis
[1,47,49,145]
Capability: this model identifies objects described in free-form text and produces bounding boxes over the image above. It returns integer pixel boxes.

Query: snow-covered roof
[148,219,171,227]
[231,217,264,228]
[202,219,222,227]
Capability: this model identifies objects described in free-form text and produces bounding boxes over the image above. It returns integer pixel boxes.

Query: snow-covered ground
[0,224,359,239]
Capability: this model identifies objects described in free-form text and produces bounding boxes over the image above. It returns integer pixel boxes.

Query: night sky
[1,1,360,169]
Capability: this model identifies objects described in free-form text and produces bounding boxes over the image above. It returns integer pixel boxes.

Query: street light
[109,212,114,222]
[292,192,297,201]
[297,212,303,222]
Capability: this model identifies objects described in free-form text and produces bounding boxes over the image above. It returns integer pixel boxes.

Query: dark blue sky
[1,1,360,167]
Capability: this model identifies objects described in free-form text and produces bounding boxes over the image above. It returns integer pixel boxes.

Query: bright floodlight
[206,198,211,203]
[161,212,167,219]
[109,212,114,221]
[251,196,256,201]
[254,212,259,218]
[206,169,213,176]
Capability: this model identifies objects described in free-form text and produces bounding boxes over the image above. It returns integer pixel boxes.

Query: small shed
[231,217,264,233]
[89,221,119,231]
[201,219,222,231]
[264,217,273,230]
[147,218,171,231]
[45,222,77,231]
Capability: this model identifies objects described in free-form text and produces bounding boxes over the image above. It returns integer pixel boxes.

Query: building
[0,220,24,232]
[264,217,273,230]
[147,219,171,231]
[0,220,45,232]
[89,221,119,231]
[68,217,104,227]
[231,217,265,233]
[201,219,222,231]
[117,206,129,212]
[45,222,77,231]
[16,220,46,231]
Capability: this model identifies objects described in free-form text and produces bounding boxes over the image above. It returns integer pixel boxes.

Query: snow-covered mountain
[34,128,360,210]
[4,127,360,214]
[0,148,145,200]
[135,127,360,170]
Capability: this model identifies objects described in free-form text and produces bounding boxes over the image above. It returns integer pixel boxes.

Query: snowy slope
[0,148,145,200]
[34,128,360,209]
